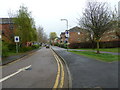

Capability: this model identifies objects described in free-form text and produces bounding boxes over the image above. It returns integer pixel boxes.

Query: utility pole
[60,19,69,51]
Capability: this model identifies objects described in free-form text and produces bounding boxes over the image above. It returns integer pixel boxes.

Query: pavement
[2,47,68,88]
[52,46,119,88]
[2,49,40,65]
[69,49,120,55]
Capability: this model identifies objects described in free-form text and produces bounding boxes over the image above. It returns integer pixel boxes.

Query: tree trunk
[96,40,100,54]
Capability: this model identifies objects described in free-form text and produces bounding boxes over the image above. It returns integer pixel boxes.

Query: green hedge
[19,45,40,52]
[2,42,40,57]
[68,41,120,49]
[2,42,9,57]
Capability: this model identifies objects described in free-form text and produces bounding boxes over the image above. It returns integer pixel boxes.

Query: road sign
[14,36,19,42]
[65,30,69,38]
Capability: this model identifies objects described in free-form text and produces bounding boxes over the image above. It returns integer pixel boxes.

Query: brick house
[0,18,15,43]
[60,32,66,44]
[59,26,120,48]
[68,26,90,44]
[64,26,119,43]
[0,18,34,46]
[100,29,120,42]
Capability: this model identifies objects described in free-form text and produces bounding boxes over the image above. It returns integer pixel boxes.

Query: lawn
[75,48,119,53]
[69,51,120,62]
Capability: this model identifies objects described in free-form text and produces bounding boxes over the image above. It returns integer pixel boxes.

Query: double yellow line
[51,49,65,88]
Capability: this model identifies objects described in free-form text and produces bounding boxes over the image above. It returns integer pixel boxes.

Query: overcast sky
[0,0,119,37]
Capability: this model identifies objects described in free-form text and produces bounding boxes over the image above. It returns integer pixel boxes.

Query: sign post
[14,36,19,53]
[65,30,69,51]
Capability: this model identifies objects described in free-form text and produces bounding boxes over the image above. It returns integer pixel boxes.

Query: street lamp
[60,19,69,51]
[60,19,68,30]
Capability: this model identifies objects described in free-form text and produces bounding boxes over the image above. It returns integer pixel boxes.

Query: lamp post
[60,19,69,51]
[61,19,68,30]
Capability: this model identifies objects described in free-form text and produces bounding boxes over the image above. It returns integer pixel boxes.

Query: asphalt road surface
[52,46,119,88]
[1,47,68,88]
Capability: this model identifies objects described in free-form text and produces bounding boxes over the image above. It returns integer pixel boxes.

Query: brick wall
[1,24,15,43]
[100,29,120,42]
[68,31,90,44]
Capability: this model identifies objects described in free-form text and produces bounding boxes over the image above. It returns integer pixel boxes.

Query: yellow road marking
[56,55,64,88]
[51,49,65,88]
[53,54,61,88]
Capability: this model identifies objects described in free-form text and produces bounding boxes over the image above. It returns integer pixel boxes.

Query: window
[2,30,4,35]
[9,24,14,30]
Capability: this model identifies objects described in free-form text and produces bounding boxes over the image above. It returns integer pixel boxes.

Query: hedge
[68,41,120,49]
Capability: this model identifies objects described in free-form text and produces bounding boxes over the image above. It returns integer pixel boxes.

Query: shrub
[8,44,16,52]
[2,42,9,57]
[19,46,33,52]
[68,41,120,49]
[31,45,40,49]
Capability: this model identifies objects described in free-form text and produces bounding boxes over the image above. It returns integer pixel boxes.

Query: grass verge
[75,48,120,53]
[69,51,120,62]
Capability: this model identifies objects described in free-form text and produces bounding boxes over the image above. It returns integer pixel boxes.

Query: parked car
[46,44,50,48]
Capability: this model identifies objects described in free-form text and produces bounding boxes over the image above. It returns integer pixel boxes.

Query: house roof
[60,32,65,35]
[69,26,88,33]
[0,18,14,24]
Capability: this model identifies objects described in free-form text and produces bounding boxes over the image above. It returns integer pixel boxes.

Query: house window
[2,30,4,35]
[9,24,14,30]
[78,32,80,35]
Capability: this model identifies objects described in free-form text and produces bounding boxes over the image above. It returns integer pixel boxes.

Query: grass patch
[69,51,120,62]
[7,52,24,57]
[75,48,120,53]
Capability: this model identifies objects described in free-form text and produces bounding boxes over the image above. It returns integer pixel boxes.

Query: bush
[64,44,67,49]
[31,45,40,49]
[8,44,16,52]
[68,41,120,49]
[19,45,40,52]
[2,42,9,57]
[19,46,33,52]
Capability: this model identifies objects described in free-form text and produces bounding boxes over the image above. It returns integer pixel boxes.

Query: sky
[0,0,119,37]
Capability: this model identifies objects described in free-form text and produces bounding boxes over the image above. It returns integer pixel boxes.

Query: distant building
[60,32,66,44]
[100,29,120,42]
[68,26,90,44]
[0,18,15,43]
[59,25,120,48]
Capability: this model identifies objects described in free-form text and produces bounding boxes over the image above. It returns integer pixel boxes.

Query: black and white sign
[65,30,69,37]
[14,36,19,42]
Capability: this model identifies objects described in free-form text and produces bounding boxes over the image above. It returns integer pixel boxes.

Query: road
[52,46,118,88]
[1,47,69,88]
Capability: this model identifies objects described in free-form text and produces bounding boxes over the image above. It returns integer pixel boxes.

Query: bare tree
[42,33,48,43]
[37,26,48,44]
[111,6,120,39]
[78,1,112,53]
[37,26,44,43]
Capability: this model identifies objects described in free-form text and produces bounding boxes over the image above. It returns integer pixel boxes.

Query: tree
[42,33,48,43]
[14,5,37,45]
[37,26,48,43]
[49,32,57,40]
[49,32,57,45]
[78,2,112,54]
[37,26,44,43]
[111,6,120,39]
